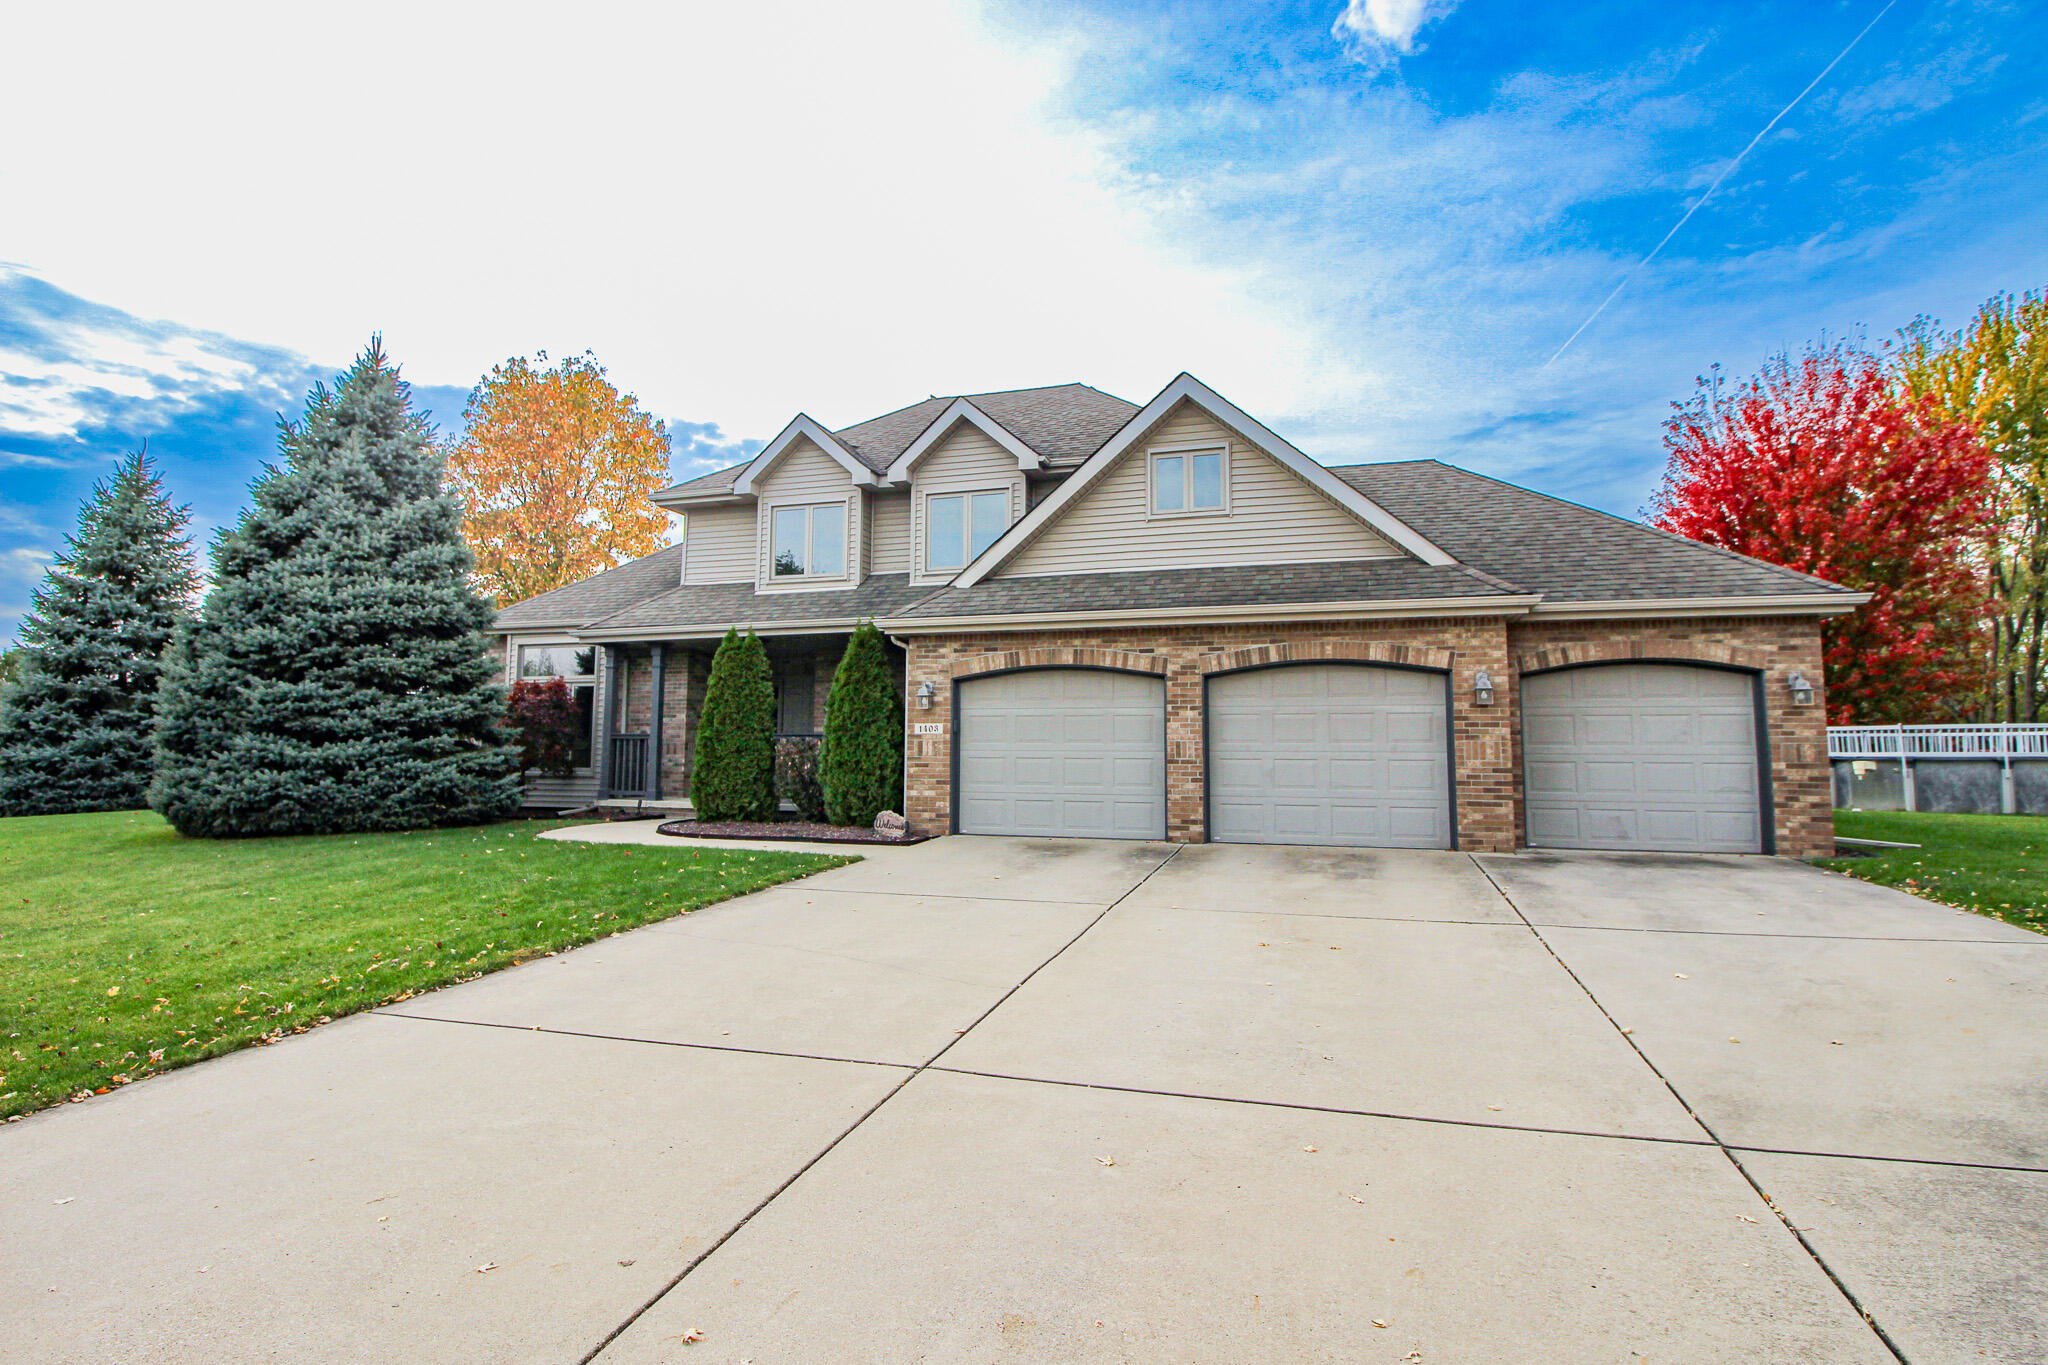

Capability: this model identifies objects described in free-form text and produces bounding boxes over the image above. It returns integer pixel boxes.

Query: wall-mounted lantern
[916,679,937,709]
[1787,670,1816,707]
[1472,669,1495,707]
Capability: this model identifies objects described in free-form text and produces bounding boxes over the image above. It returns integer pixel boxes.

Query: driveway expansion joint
[924,1065,1721,1148]
[1470,855,1913,1365]
[577,843,1187,1363]
[373,1009,910,1072]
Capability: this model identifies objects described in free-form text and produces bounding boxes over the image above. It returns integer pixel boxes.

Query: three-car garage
[947,659,1770,855]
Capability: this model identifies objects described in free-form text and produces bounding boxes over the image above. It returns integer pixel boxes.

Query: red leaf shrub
[506,678,579,777]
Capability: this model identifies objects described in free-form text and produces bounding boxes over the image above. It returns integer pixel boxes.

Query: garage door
[955,669,1166,838]
[1207,664,1452,848]
[1522,664,1763,853]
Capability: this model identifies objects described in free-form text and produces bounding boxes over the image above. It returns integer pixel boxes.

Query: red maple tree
[1650,340,1992,723]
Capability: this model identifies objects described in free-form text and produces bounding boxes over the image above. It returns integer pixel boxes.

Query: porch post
[648,643,667,800]
[595,644,618,798]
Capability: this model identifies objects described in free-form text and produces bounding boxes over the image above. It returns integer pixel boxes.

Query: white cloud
[0,0,1331,441]
[1332,0,1463,66]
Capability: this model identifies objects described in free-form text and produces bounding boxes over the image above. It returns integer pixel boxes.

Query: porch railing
[606,732,650,797]
[1828,724,2048,760]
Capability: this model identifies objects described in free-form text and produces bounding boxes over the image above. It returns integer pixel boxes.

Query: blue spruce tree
[151,342,519,835]
[0,450,197,815]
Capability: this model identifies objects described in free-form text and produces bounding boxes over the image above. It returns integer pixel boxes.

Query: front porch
[585,632,895,805]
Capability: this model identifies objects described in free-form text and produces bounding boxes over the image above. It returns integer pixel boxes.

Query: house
[492,374,1864,857]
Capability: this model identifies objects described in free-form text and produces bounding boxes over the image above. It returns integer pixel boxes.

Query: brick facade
[900,613,1834,858]
[902,618,1518,851]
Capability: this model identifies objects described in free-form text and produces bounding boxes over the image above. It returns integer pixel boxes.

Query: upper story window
[926,490,1008,572]
[771,503,846,578]
[1151,446,1226,515]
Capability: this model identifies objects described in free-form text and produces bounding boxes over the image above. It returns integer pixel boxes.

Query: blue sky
[2,0,2042,642]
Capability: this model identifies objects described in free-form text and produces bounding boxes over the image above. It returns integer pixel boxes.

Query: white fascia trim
[651,490,751,510]
[953,372,1456,586]
[730,414,878,495]
[883,398,1042,482]
[878,594,1541,634]
[573,618,872,641]
[1528,592,1871,619]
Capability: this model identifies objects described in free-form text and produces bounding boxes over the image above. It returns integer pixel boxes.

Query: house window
[926,490,1009,572]
[1151,447,1226,514]
[515,644,597,768]
[775,658,817,734]
[771,503,846,578]
[517,644,595,680]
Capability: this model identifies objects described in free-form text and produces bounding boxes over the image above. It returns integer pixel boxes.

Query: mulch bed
[656,818,929,846]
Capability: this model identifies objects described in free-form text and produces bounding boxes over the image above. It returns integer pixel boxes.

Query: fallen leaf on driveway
[1673,973,1689,980]
[678,1328,705,1344]
[52,1197,73,1205]
[1737,1215,1758,1224]
[1372,1319,1388,1328]
[1346,1193,1367,1204]
[476,1262,498,1273]
[1096,1155,1116,1167]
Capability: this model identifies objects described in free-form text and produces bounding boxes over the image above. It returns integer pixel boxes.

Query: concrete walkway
[3,832,2043,1362]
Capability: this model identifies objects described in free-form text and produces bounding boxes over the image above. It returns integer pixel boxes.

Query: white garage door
[1207,665,1452,849]
[955,669,1166,839]
[1523,664,1763,853]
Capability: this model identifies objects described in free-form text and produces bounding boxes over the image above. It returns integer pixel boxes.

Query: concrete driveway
[3,830,2043,1363]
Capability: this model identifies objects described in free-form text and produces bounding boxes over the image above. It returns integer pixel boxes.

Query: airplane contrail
[1543,0,1899,368]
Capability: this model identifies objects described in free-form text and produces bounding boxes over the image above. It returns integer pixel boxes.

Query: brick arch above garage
[947,646,1170,679]
[1198,638,1455,675]
[1514,637,1773,675]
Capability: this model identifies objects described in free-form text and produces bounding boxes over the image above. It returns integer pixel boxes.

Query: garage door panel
[957,670,1166,839]
[1523,665,1761,854]
[1208,665,1450,849]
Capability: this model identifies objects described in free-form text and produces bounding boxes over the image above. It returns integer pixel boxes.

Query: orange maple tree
[444,351,671,604]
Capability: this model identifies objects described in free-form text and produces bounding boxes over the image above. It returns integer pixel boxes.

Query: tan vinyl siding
[999,402,1399,577]
[868,489,912,575]
[911,423,1026,582]
[753,437,863,587]
[681,504,755,585]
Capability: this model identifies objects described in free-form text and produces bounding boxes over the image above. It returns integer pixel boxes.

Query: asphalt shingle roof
[499,411,1856,635]
[584,574,934,634]
[492,543,686,629]
[1331,461,1853,604]
[893,560,1529,620]
[651,383,1139,500]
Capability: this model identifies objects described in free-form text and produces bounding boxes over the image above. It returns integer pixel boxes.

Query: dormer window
[771,503,846,578]
[926,490,1009,572]
[1151,446,1226,515]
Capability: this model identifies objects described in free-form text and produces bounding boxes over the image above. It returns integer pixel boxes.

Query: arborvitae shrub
[820,621,902,826]
[690,628,775,821]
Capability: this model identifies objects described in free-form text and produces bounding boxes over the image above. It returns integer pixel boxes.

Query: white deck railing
[1828,724,2048,760]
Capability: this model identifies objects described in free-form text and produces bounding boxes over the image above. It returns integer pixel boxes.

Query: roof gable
[884,398,1041,481]
[955,374,1455,587]
[730,415,876,495]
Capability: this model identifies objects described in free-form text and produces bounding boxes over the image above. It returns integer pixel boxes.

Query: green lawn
[1820,809,2048,936]
[0,811,848,1120]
